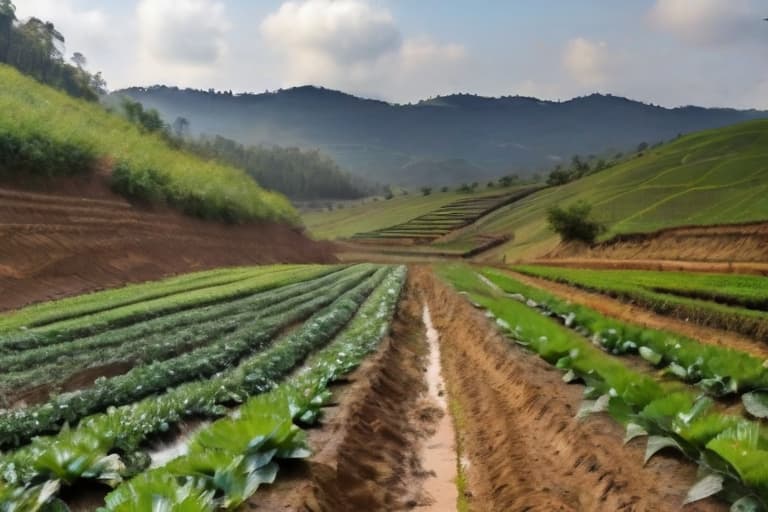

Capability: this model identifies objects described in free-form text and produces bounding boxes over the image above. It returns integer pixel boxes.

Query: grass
[305,120,768,259]
[0,65,298,224]
[514,265,768,340]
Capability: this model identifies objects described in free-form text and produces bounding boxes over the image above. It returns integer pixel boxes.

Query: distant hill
[306,119,768,260]
[114,86,767,186]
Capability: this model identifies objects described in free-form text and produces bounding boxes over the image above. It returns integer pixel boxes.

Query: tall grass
[0,65,298,224]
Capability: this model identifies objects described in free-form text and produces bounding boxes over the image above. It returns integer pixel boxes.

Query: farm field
[433,264,768,510]
[0,263,408,509]
[4,261,768,510]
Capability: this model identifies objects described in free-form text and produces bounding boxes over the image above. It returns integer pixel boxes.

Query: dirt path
[505,270,768,360]
[248,275,457,511]
[414,266,726,512]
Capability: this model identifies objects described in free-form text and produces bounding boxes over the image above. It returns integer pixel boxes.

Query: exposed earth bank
[0,178,336,312]
[539,223,768,274]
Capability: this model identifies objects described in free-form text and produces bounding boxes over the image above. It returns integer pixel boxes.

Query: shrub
[546,201,605,244]
[421,187,432,196]
[0,131,96,177]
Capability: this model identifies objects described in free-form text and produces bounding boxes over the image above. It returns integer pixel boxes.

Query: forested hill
[116,86,767,186]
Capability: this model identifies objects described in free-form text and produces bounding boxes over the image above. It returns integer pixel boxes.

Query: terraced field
[351,187,538,244]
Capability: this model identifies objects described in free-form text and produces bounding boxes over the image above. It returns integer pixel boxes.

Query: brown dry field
[0,178,336,312]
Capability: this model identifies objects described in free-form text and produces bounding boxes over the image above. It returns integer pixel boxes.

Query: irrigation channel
[420,304,459,510]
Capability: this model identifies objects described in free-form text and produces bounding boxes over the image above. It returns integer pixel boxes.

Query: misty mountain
[114,86,768,187]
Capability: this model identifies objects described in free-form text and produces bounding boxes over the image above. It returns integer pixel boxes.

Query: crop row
[0,265,274,334]
[0,266,373,402]
[480,269,768,408]
[0,266,376,447]
[0,265,338,352]
[438,265,768,509]
[515,265,768,340]
[95,265,407,511]
[0,266,398,507]
[515,266,768,310]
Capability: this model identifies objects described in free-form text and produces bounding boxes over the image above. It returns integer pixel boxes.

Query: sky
[14,0,768,108]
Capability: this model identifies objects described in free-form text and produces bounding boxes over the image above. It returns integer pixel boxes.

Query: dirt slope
[0,179,335,311]
[544,223,768,267]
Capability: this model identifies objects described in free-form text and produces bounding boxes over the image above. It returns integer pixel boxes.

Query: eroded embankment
[539,222,768,274]
[248,274,455,511]
[0,182,336,311]
[413,266,726,512]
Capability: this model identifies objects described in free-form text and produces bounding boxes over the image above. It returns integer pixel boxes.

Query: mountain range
[115,86,768,187]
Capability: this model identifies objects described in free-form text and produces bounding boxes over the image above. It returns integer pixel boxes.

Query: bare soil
[0,178,336,312]
[412,266,726,512]
[542,222,768,273]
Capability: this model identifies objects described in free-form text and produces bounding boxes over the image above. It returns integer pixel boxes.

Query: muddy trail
[0,181,336,312]
[412,267,726,512]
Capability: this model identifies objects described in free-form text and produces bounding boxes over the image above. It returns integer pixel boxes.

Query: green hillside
[0,65,297,224]
[305,120,768,260]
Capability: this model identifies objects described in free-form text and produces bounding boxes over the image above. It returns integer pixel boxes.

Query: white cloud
[562,37,609,87]
[137,0,230,67]
[260,0,466,98]
[650,0,764,46]
[14,0,109,59]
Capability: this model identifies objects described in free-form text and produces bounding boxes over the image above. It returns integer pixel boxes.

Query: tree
[498,174,519,187]
[420,186,432,196]
[547,167,572,186]
[172,117,190,139]
[0,0,16,63]
[70,52,86,69]
[637,142,649,153]
[546,201,605,244]
[441,186,449,193]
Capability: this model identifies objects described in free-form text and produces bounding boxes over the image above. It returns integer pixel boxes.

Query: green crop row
[95,265,407,512]
[514,265,768,340]
[0,266,372,402]
[0,267,374,447]
[438,264,768,509]
[0,265,338,352]
[516,266,768,310]
[0,266,276,335]
[481,269,768,403]
[0,266,397,505]
[0,65,298,224]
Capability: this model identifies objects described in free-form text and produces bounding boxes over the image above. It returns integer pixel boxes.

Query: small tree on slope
[546,201,605,244]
